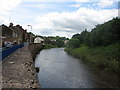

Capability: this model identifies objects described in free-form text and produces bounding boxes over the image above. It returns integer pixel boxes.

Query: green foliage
[68,38,80,48]
[65,18,120,73]
[44,36,69,48]
[90,17,120,47]
[103,43,120,62]
[72,30,89,45]
[72,33,81,40]
[65,44,120,74]
[67,17,120,48]
[44,44,57,49]
[55,39,64,47]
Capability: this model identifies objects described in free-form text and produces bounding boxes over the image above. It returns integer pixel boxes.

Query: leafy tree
[68,38,80,48]
[55,39,64,47]
[67,17,120,48]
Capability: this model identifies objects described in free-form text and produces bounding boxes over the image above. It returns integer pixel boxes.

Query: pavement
[2,46,40,88]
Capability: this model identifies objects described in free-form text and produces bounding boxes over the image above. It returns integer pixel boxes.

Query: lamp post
[27,25,32,32]
[27,25,32,44]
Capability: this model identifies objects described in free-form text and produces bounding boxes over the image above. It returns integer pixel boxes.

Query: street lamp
[27,25,32,32]
[27,25,33,44]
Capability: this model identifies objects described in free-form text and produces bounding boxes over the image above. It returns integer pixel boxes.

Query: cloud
[23,0,91,2]
[26,4,48,9]
[0,0,118,38]
[0,16,10,25]
[74,0,90,2]
[0,0,22,25]
[70,4,82,8]
[0,0,22,13]
[98,0,114,8]
[34,7,117,38]
[23,0,119,2]
[97,0,119,8]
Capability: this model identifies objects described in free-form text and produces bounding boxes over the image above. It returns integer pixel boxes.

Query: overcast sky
[0,0,119,38]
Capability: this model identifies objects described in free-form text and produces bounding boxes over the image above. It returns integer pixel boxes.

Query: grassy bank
[43,44,58,49]
[65,43,120,74]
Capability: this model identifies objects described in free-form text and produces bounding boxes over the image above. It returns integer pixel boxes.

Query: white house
[34,37,44,43]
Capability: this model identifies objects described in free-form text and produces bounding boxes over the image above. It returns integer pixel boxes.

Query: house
[34,37,44,43]
[13,25,28,43]
[64,40,69,44]
[0,23,28,47]
[0,24,14,47]
[9,23,23,44]
[27,32,35,44]
[0,23,36,47]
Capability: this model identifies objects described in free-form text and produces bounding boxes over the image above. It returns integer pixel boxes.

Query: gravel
[2,46,40,88]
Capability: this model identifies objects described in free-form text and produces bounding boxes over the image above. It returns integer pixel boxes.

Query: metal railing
[1,44,24,60]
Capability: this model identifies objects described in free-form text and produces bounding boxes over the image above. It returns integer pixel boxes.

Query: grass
[43,44,58,49]
[65,43,120,74]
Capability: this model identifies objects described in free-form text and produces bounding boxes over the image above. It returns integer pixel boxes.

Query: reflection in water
[35,48,118,88]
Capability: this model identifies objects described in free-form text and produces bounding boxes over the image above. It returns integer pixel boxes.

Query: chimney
[9,23,13,27]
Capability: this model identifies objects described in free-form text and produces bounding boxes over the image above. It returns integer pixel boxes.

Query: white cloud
[26,4,48,9]
[34,8,117,38]
[0,0,118,38]
[23,0,91,2]
[98,0,114,8]
[74,0,90,2]
[97,0,119,8]
[0,0,22,12]
[70,4,82,8]
[0,16,10,25]
[23,0,119,2]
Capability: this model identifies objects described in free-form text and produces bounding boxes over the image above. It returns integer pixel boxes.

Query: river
[35,48,119,88]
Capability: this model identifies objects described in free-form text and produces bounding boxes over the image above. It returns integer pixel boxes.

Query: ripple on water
[35,48,119,88]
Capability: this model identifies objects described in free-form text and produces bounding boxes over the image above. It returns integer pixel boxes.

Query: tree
[68,38,80,48]
[55,39,64,47]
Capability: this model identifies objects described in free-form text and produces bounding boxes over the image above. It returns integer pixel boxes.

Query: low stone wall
[28,43,43,61]
[2,44,42,88]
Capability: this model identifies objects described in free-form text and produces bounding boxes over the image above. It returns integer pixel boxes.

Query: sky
[0,0,119,38]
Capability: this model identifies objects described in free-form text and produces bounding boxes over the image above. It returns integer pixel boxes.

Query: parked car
[4,42,13,48]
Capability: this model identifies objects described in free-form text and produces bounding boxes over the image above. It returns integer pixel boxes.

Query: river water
[35,48,119,88]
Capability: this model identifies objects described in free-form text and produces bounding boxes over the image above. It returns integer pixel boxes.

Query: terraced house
[0,23,34,48]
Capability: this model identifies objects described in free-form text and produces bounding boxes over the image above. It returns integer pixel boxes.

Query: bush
[44,44,57,49]
[65,44,120,74]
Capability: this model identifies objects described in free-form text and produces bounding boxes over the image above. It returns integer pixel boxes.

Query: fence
[2,44,24,60]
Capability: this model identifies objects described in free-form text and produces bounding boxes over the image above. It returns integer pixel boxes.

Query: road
[35,48,119,88]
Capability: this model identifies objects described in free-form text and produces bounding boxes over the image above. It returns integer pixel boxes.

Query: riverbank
[35,48,119,88]
[65,44,120,74]
[2,44,42,88]
[65,45,120,88]
[28,44,43,61]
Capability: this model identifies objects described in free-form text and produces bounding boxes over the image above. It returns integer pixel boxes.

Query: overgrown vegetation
[43,36,69,49]
[65,17,120,74]
[43,44,57,49]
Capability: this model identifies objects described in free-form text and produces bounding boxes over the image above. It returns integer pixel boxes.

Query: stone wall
[28,43,43,61]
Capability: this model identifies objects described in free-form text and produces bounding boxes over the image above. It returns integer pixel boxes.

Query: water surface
[35,48,103,88]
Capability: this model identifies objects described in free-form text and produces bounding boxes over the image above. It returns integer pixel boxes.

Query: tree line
[67,17,120,48]
[65,17,120,73]
[43,36,69,48]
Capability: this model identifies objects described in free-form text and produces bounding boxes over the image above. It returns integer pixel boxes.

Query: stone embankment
[2,44,42,88]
